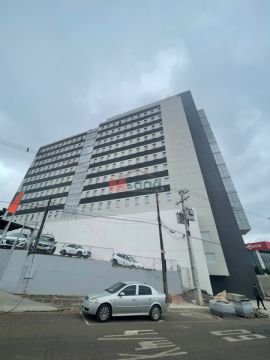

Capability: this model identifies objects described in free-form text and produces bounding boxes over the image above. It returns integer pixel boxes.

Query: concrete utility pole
[177,189,203,305]
[31,196,52,253]
[155,191,169,302]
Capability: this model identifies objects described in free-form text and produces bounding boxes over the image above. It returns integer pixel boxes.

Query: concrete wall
[0,249,8,274]
[0,250,183,296]
[44,208,213,294]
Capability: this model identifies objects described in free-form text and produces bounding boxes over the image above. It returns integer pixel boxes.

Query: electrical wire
[0,138,37,154]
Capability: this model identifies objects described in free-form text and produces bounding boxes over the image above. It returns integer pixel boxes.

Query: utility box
[176,212,185,224]
[185,209,195,221]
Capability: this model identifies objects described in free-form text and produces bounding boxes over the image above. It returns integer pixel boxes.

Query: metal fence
[54,241,177,271]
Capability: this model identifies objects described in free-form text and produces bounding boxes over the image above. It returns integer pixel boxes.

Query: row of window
[15,190,172,221]
[14,210,63,223]
[78,192,172,211]
[97,115,162,143]
[22,186,70,200]
[95,129,163,148]
[91,143,165,165]
[23,175,73,192]
[34,149,81,168]
[23,159,167,194]
[19,197,66,211]
[88,154,167,175]
[99,107,160,130]
[27,157,78,176]
[35,142,84,162]
[93,133,165,155]
[24,166,76,184]
[82,176,170,199]
[39,135,86,154]
[28,134,164,178]
[26,140,165,182]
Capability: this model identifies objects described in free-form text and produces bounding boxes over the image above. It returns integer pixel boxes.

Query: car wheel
[60,249,66,256]
[96,304,111,322]
[149,305,161,321]
[112,259,117,265]
[77,251,82,258]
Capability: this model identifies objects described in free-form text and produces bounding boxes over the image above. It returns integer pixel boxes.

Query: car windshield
[9,233,26,238]
[128,256,136,262]
[40,235,54,242]
[105,282,126,293]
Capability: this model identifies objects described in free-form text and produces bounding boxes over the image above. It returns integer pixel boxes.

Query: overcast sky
[0,0,269,242]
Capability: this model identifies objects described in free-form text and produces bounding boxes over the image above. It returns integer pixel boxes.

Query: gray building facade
[6,91,256,296]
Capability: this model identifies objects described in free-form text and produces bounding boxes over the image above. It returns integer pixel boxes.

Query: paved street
[0,310,270,359]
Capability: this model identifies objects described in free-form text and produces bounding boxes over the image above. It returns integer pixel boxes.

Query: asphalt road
[0,310,269,360]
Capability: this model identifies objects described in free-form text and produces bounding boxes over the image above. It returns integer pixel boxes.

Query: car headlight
[89,298,98,304]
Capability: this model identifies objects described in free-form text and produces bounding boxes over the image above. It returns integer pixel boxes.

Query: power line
[0,138,37,154]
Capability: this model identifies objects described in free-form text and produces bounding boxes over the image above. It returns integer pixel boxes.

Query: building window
[107,201,111,209]
[144,195,149,204]
[135,197,139,205]
[166,192,172,201]
[206,253,217,264]
[98,202,102,210]
[116,200,120,208]
[125,198,130,207]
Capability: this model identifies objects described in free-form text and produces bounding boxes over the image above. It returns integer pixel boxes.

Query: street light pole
[155,191,169,302]
[178,189,203,305]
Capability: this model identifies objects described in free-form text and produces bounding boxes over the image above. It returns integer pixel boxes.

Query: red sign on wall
[246,242,270,251]
[7,191,23,214]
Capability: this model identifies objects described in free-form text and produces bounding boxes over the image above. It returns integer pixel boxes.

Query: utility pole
[31,196,52,253]
[177,189,203,305]
[155,191,169,302]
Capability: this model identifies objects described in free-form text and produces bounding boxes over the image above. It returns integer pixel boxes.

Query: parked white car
[0,232,30,249]
[112,253,144,269]
[60,244,91,259]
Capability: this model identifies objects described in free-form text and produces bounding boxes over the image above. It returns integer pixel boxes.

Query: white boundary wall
[45,208,213,294]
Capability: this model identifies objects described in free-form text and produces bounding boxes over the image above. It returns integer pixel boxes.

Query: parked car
[81,282,167,322]
[34,234,57,254]
[112,253,144,269]
[60,244,91,258]
[0,231,30,249]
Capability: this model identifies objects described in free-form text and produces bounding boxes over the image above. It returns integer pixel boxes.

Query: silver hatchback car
[81,282,167,322]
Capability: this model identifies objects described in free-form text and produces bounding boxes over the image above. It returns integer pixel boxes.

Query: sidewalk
[250,299,270,316]
[169,299,270,315]
[0,291,60,313]
[168,302,208,311]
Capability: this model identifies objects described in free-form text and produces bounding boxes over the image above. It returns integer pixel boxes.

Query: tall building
[6,91,256,296]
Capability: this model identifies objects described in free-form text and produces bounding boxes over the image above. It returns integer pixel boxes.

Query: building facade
[6,91,257,296]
